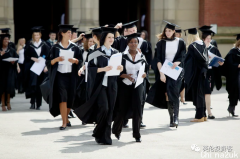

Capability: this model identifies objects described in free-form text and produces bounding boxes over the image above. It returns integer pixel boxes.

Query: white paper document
[18,52,24,64]
[160,59,182,80]
[135,63,145,88]
[85,62,88,82]
[208,51,218,62]
[105,53,122,76]
[122,78,133,85]
[30,57,46,76]
[2,57,19,62]
[58,49,74,65]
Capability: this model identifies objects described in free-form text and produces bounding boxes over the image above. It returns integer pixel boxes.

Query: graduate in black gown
[112,33,148,142]
[0,28,15,50]
[24,26,50,110]
[46,24,82,130]
[75,32,95,125]
[0,34,19,111]
[184,28,209,122]
[175,29,187,105]
[200,29,224,119]
[16,37,26,93]
[199,25,218,48]
[113,20,149,128]
[46,31,57,48]
[146,21,186,128]
[74,27,123,145]
[222,34,240,117]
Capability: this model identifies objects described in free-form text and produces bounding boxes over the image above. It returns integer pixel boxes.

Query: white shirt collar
[125,50,141,61]
[33,39,42,47]
[59,40,72,48]
[193,40,203,45]
[101,45,113,51]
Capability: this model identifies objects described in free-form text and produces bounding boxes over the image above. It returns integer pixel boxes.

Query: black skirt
[204,69,212,94]
[55,72,72,107]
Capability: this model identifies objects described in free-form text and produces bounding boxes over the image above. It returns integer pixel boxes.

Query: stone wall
[68,0,99,32]
[0,0,14,42]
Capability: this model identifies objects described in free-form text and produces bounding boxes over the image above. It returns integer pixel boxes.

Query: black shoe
[67,122,71,127]
[115,134,120,140]
[135,138,141,142]
[59,126,66,130]
[208,115,215,119]
[123,124,129,128]
[82,122,87,125]
[36,106,40,110]
[210,107,213,109]
[173,102,179,128]
[167,101,174,127]
[69,110,76,118]
[227,106,238,117]
[30,104,35,109]
[140,123,146,128]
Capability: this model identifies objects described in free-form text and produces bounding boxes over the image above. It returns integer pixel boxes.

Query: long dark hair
[202,33,212,41]
[0,37,9,48]
[100,32,114,46]
[141,30,149,41]
[159,27,176,40]
[57,29,69,43]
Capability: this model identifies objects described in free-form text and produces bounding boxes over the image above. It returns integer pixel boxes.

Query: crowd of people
[0,19,240,145]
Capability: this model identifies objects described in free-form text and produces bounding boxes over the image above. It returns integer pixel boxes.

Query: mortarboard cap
[122,20,138,29]
[199,25,212,31]
[234,34,240,41]
[84,31,93,39]
[175,29,182,33]
[58,24,74,31]
[31,26,44,33]
[101,27,118,34]
[200,29,215,36]
[0,28,11,34]
[49,30,56,34]
[163,20,180,30]
[71,27,78,33]
[184,27,198,36]
[90,27,102,35]
[124,33,139,40]
[77,31,85,37]
[0,33,11,39]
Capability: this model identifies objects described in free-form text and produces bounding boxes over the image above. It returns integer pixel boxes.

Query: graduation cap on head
[0,28,11,34]
[84,31,93,39]
[58,24,74,31]
[0,33,11,39]
[77,31,85,37]
[234,34,240,41]
[175,29,182,33]
[101,27,118,34]
[31,26,44,33]
[184,27,198,36]
[49,30,56,34]
[122,20,138,29]
[199,25,212,31]
[90,27,102,35]
[200,29,215,36]
[163,20,180,30]
[71,27,78,33]
[124,33,139,40]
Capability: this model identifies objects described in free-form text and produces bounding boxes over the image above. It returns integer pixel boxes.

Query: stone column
[0,0,15,42]
[68,0,99,32]
[150,0,199,51]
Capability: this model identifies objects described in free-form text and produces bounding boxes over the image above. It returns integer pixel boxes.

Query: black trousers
[112,84,142,138]
[93,86,112,145]
[195,107,207,119]
[30,80,43,107]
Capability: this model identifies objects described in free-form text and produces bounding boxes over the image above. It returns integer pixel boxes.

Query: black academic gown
[0,47,18,98]
[206,44,222,93]
[146,38,186,109]
[8,42,16,50]
[74,47,119,145]
[46,43,82,117]
[17,46,26,93]
[223,48,240,106]
[112,53,148,138]
[184,41,208,108]
[24,41,50,106]
[210,39,218,48]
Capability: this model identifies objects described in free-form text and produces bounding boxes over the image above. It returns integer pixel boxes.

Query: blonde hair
[16,38,26,50]
[187,32,201,47]
[32,32,42,42]
[156,33,162,41]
